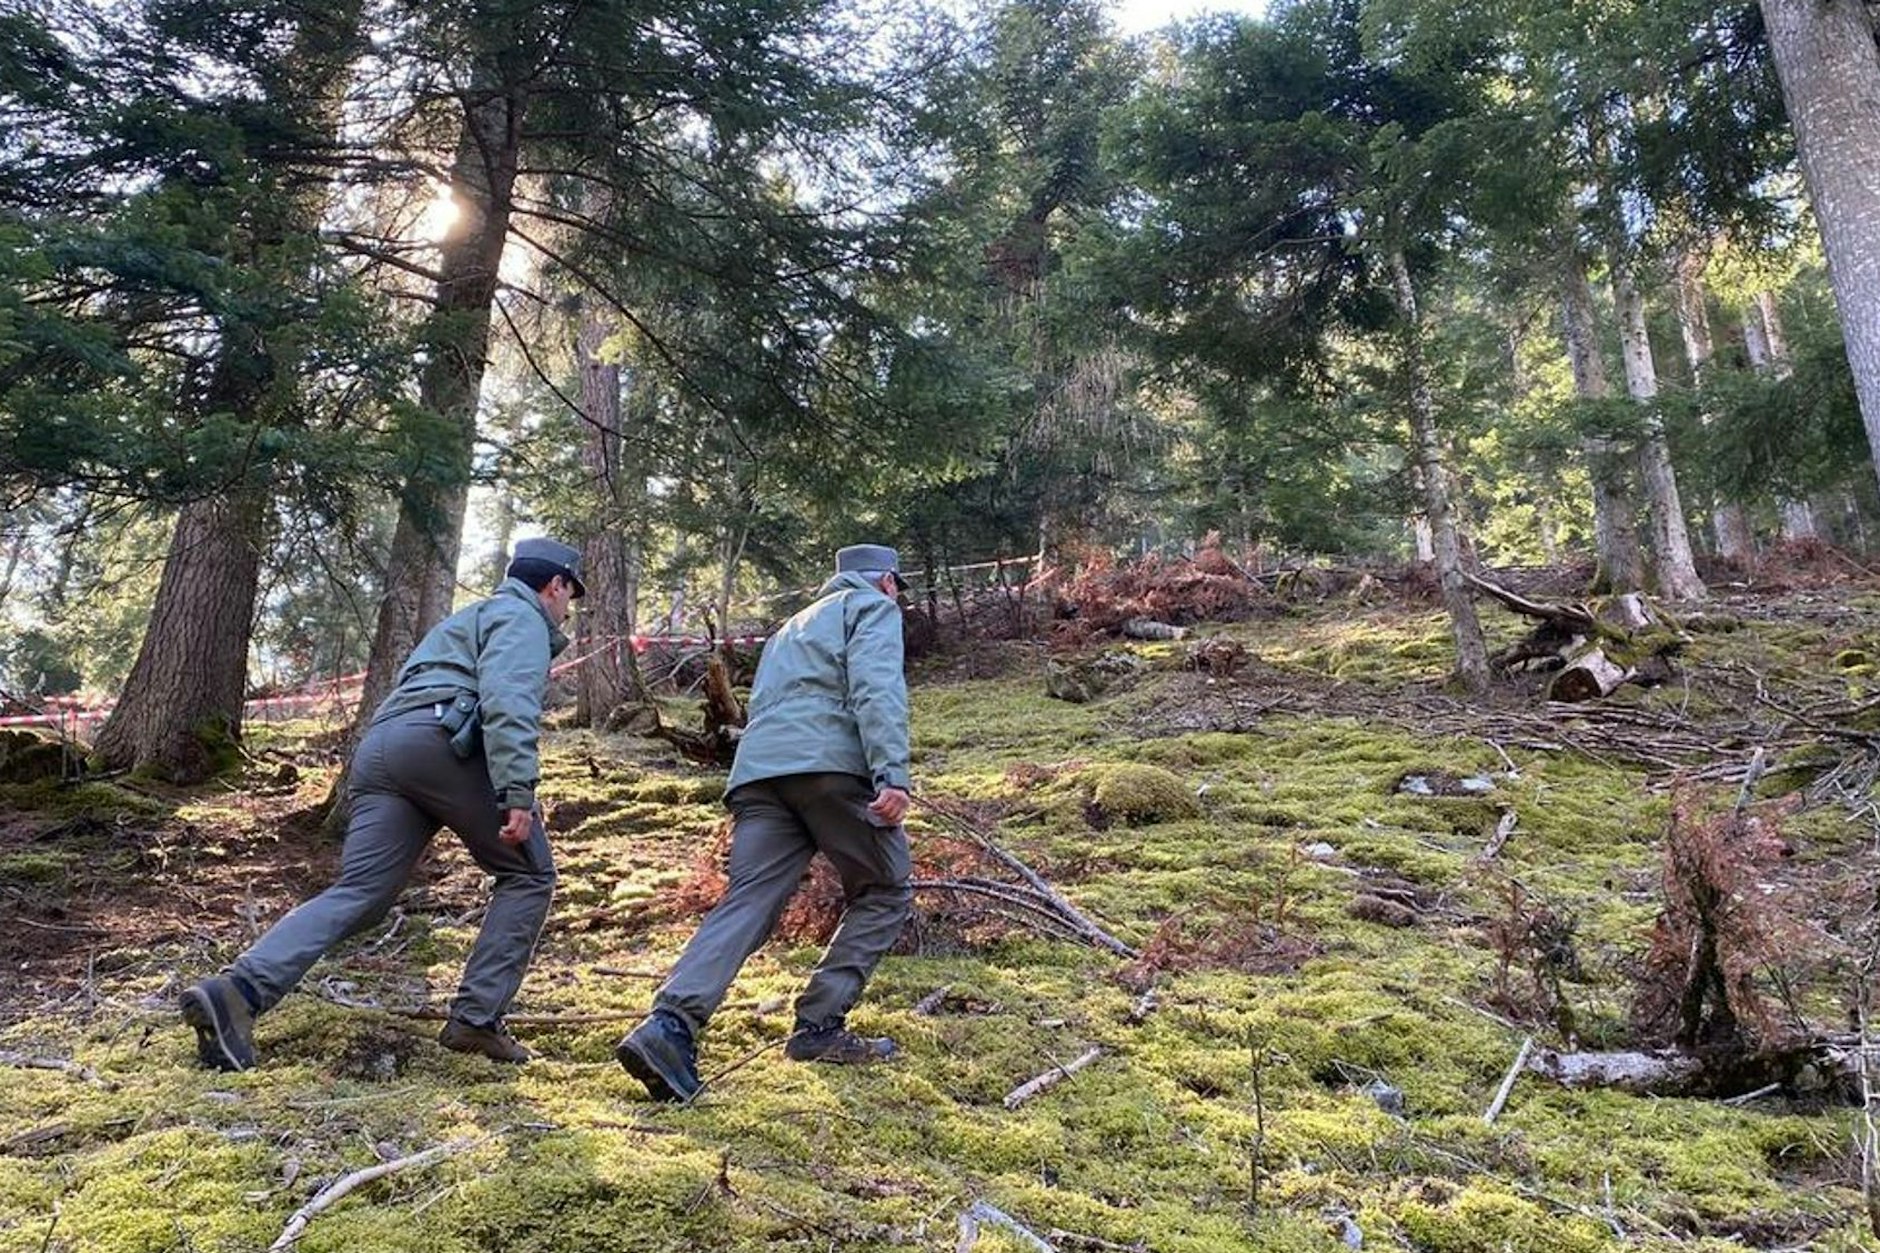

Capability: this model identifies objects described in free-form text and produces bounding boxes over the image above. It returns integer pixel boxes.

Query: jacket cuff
[500,786,537,812]
[873,769,910,792]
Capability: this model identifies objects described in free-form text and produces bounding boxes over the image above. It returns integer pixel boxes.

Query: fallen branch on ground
[1003,1046,1105,1110]
[1483,1036,1534,1125]
[1476,811,1519,864]
[1525,1042,1859,1098]
[916,795,1139,958]
[0,1050,114,1089]
[313,985,779,1025]
[268,1133,496,1250]
[913,984,954,1016]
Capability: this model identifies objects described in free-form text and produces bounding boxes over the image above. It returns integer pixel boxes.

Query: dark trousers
[655,772,912,1033]
[230,708,556,1026]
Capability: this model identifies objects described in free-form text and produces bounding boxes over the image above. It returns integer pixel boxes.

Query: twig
[1044,1231,1147,1253]
[0,1050,114,1089]
[1126,989,1160,1025]
[1734,746,1769,816]
[1720,1082,1783,1107]
[1476,810,1519,864]
[680,1035,792,1108]
[916,795,1139,957]
[1003,1046,1104,1110]
[1483,1036,1535,1125]
[312,986,775,1026]
[1247,1029,1267,1214]
[268,1134,495,1250]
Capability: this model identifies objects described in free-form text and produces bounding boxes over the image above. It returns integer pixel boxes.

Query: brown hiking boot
[438,1019,532,1064]
[785,1022,897,1065]
[180,976,257,1072]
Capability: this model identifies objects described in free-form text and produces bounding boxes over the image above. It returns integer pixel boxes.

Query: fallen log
[1548,648,1633,702]
[1466,571,1685,700]
[1526,1042,1859,1099]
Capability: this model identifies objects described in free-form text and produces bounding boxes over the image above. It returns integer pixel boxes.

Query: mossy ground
[3,593,1878,1251]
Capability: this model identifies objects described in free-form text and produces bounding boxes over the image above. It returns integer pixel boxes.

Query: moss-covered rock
[1079,762,1202,825]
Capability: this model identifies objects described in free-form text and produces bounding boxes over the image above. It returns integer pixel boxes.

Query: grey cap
[510,536,587,599]
[836,543,904,591]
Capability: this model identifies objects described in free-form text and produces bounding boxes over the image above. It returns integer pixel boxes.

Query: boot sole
[614,1038,696,1103]
[180,988,252,1072]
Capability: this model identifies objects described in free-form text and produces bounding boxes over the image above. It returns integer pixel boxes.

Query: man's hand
[499,806,534,845]
[867,786,910,826]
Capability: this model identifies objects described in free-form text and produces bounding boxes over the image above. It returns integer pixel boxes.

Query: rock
[1084,763,1203,825]
[0,730,69,784]
[1303,842,1338,860]
[1046,651,1143,704]
[1359,1079,1406,1117]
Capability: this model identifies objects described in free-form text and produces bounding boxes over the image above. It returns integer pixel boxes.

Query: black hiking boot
[180,976,258,1072]
[615,1011,701,1102]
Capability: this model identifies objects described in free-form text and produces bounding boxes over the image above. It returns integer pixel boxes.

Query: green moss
[1081,762,1203,825]
[4,598,1877,1253]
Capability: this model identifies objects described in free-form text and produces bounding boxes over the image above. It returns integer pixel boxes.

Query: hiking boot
[614,1011,701,1103]
[784,1022,897,1065]
[438,1019,533,1064]
[180,976,257,1072]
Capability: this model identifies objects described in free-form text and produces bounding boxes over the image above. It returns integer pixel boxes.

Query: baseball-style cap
[511,536,587,599]
[835,543,905,592]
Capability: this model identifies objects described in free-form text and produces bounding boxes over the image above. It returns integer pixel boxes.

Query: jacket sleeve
[476,601,552,810]
[843,592,910,792]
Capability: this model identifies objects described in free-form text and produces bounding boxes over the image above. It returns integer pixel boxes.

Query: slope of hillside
[2,596,1875,1252]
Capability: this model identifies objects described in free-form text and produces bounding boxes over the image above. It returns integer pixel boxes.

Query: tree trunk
[0,521,26,610]
[1561,249,1645,593]
[1611,262,1706,600]
[91,1,364,781]
[1760,0,1880,499]
[352,82,525,727]
[1390,246,1489,694]
[573,303,645,724]
[1675,248,1755,564]
[1741,291,1819,540]
[91,493,266,779]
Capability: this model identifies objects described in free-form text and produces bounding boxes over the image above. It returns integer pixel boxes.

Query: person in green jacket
[615,543,913,1102]
[179,538,585,1071]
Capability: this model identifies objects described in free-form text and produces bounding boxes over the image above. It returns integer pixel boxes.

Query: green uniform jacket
[725,571,910,796]
[368,577,569,811]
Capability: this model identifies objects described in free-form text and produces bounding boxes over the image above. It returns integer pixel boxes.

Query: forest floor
[5,570,1880,1252]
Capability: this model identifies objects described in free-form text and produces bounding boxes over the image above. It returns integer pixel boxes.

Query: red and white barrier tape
[0,632,772,732]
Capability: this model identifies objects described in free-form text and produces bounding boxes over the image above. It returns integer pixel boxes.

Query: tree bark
[573,303,645,724]
[91,1,365,781]
[91,493,266,779]
[1742,291,1820,540]
[1560,249,1645,593]
[352,81,526,727]
[1611,261,1706,600]
[1390,246,1489,694]
[1675,249,1754,563]
[1760,0,1880,500]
